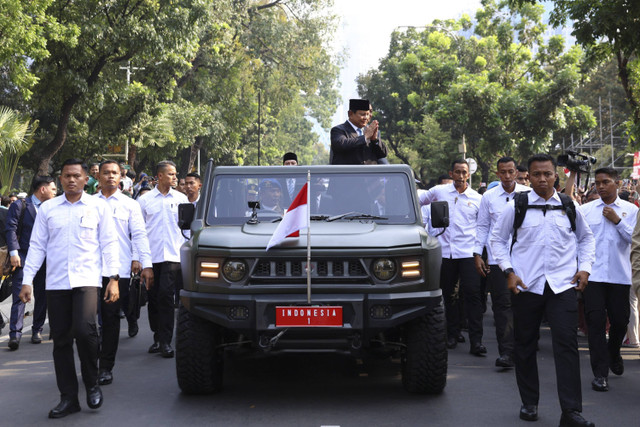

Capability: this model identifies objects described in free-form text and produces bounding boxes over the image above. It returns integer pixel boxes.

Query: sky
[328,0,483,134]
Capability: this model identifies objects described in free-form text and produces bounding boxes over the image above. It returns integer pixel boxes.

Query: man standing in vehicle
[330,99,387,165]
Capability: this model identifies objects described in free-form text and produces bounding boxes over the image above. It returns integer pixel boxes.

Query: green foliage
[513,0,640,144]
[357,0,595,183]
[0,107,36,195]
[6,0,340,176]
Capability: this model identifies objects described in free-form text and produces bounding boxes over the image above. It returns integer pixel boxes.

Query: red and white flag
[266,182,309,250]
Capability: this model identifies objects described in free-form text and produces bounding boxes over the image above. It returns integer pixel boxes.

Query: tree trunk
[36,94,80,175]
[187,137,205,174]
[34,55,110,175]
[128,144,138,174]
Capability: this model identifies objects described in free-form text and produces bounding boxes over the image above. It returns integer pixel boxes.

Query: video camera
[557,150,597,174]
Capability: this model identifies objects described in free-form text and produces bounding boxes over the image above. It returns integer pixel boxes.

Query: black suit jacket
[330,120,388,165]
[5,197,38,262]
[0,208,7,247]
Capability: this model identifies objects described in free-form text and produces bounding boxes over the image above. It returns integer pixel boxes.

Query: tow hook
[351,333,362,350]
[259,329,288,351]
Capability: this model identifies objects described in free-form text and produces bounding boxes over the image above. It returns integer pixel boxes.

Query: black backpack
[511,191,576,252]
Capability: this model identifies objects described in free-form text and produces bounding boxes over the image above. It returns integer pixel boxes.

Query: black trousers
[440,257,483,345]
[582,281,630,378]
[488,264,514,357]
[148,262,181,345]
[47,287,99,399]
[512,284,581,412]
[98,277,130,371]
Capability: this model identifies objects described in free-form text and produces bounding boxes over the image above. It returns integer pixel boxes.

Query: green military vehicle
[177,163,448,394]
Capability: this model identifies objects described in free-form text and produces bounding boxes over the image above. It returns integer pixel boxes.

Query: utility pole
[610,93,614,167]
[119,61,145,164]
[258,90,262,166]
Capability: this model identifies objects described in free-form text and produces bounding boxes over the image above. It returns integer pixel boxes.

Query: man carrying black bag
[95,160,153,385]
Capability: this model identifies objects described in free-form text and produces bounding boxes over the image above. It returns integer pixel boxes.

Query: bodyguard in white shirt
[419,159,486,356]
[138,160,188,358]
[490,154,595,427]
[19,159,121,419]
[473,157,529,369]
[95,160,154,386]
[578,167,638,392]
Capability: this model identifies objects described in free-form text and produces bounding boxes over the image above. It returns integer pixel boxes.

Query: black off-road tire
[176,305,224,394]
[401,300,447,394]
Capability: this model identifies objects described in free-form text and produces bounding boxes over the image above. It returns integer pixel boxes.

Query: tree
[0,107,36,195]
[0,0,77,99]
[512,0,640,143]
[357,0,595,183]
[25,0,213,174]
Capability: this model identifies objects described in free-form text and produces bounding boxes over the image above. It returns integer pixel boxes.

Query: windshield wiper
[272,215,329,223]
[326,212,387,222]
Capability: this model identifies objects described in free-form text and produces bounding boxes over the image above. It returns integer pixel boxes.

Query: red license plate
[276,306,343,327]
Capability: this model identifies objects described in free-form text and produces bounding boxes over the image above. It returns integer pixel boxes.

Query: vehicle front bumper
[180,289,443,350]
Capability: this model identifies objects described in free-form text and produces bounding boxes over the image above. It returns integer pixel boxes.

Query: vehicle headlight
[372,258,396,281]
[223,260,247,282]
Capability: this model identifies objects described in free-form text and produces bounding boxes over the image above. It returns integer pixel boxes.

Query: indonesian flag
[266,182,309,250]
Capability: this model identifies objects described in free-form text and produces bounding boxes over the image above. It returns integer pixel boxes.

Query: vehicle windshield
[206,172,417,225]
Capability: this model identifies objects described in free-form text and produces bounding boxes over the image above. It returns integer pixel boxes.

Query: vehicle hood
[194,222,423,249]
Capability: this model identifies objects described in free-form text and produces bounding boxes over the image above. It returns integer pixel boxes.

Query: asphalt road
[1,297,639,427]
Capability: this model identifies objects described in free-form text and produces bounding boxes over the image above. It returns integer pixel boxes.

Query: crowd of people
[0,99,638,427]
[1,159,201,418]
[420,155,640,427]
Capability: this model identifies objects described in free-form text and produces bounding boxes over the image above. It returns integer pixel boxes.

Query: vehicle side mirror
[430,201,449,228]
[178,203,195,230]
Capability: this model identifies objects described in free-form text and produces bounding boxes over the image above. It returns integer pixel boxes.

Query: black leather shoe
[148,342,161,353]
[591,376,608,392]
[98,369,113,385]
[48,398,81,418]
[456,333,466,343]
[446,336,457,349]
[470,343,487,356]
[86,386,103,409]
[519,404,538,421]
[610,355,624,376]
[8,336,20,350]
[495,354,515,368]
[161,343,174,358]
[559,411,595,427]
[128,320,139,338]
[31,332,42,344]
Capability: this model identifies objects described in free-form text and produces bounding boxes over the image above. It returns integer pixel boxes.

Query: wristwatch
[473,252,482,258]
[109,274,120,281]
[503,268,514,278]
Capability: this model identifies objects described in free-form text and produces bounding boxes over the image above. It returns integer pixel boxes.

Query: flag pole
[306,170,311,304]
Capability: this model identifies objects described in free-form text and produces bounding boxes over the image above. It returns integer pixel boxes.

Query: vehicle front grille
[252,259,367,279]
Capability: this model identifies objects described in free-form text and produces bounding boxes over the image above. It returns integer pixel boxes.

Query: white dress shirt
[474,183,529,264]
[419,183,482,258]
[138,187,188,263]
[22,192,120,290]
[579,197,638,285]
[97,190,153,278]
[490,190,595,295]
